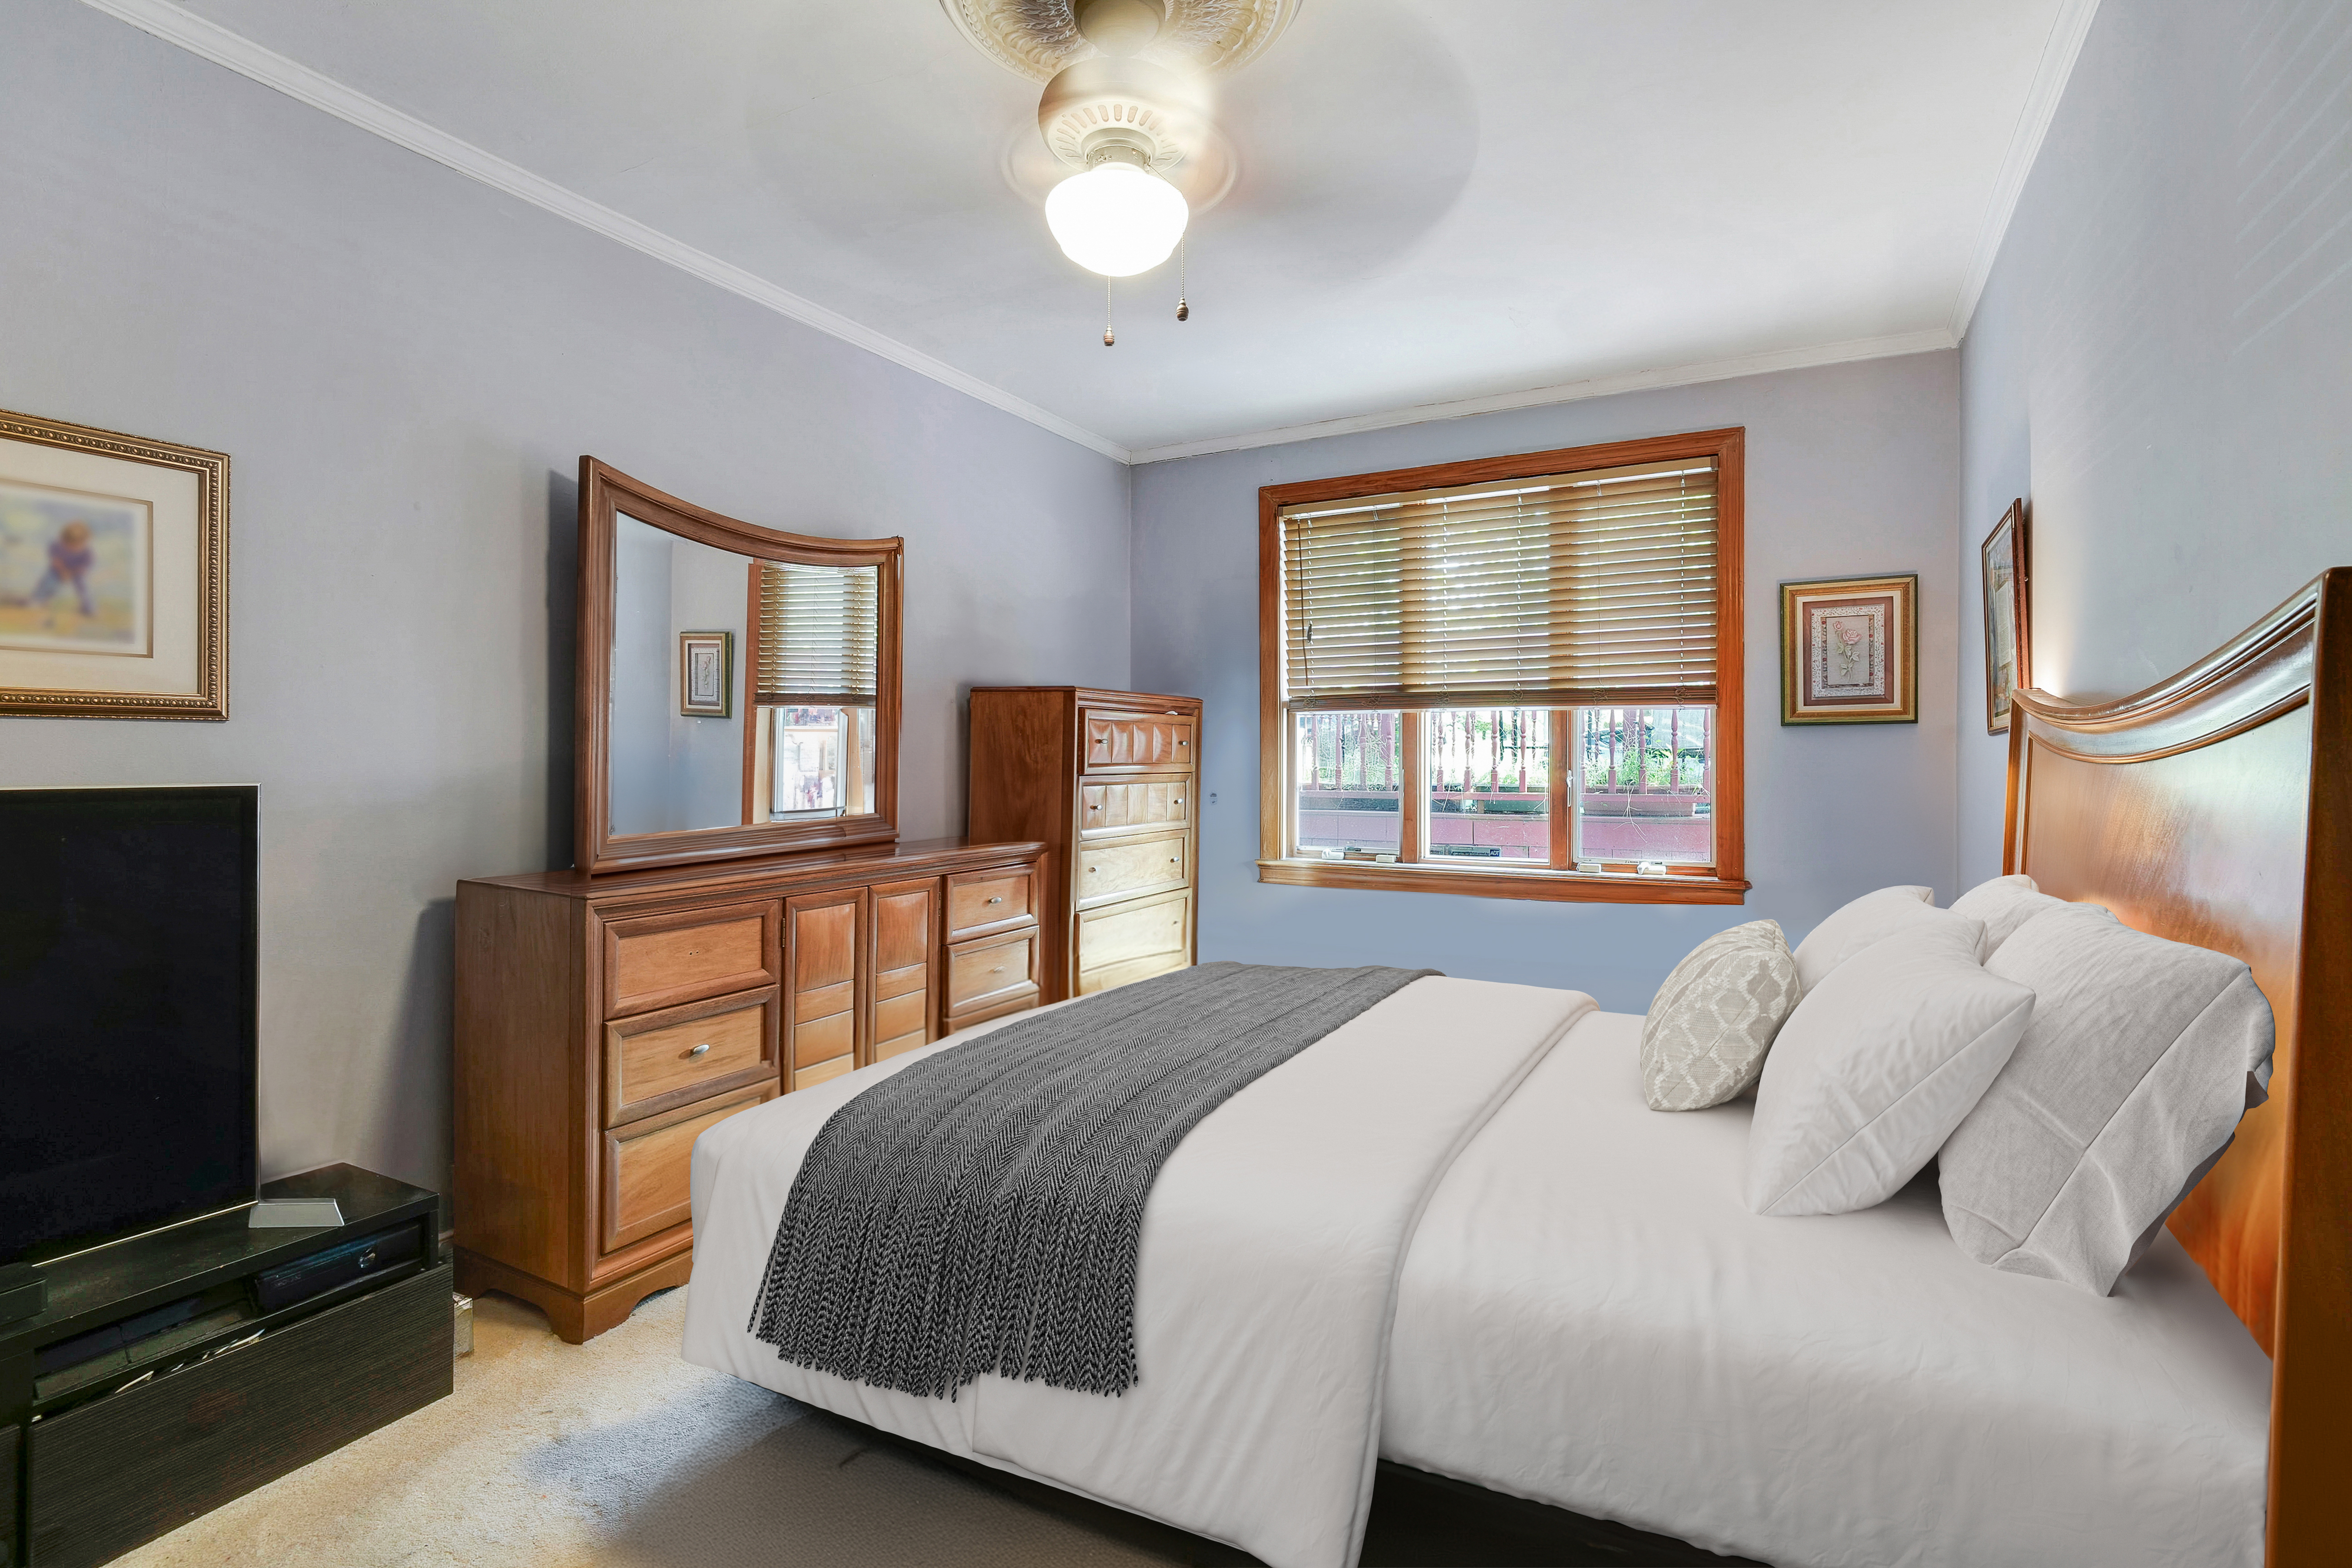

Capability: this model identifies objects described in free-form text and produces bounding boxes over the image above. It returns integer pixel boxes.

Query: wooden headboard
[2004,569,2351,1568]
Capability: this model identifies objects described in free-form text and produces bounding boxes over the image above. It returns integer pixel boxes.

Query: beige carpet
[114,1286,1243,1568]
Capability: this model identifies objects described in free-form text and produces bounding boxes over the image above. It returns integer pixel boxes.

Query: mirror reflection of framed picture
[0,408,229,720]
[678,630,732,718]
[1981,500,2031,734]
[1779,573,1919,725]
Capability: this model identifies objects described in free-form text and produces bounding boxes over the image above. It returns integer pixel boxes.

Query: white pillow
[1789,885,1941,994]
[1746,911,2033,1217]
[1948,873,2069,956]
[1640,921,1802,1111]
[1939,904,2276,1294]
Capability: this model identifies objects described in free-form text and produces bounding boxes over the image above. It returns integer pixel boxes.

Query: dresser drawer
[946,867,1035,941]
[601,1084,773,1253]
[604,989,776,1127]
[1082,709,1196,774]
[1077,833,1190,907]
[1077,889,1190,977]
[946,932,1038,1017]
[1079,779,1192,838]
[1078,947,1192,996]
[603,901,779,1016]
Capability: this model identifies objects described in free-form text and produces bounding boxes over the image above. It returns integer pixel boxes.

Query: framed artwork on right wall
[1981,499,2031,733]
[1779,573,1919,725]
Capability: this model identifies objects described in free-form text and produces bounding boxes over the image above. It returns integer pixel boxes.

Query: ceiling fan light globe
[1045,162,1188,277]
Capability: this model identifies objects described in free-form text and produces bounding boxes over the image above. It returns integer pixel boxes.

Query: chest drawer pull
[987,896,1003,904]
[688,1043,711,1057]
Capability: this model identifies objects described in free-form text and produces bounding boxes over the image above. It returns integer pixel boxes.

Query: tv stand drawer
[25,1263,452,1568]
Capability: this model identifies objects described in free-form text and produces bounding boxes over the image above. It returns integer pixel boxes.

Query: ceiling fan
[940,0,1306,339]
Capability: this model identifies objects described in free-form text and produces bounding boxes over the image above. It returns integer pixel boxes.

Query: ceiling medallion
[942,0,1303,339]
[938,0,1304,83]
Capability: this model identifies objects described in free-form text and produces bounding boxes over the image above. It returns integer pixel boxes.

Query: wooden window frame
[1257,428,1748,905]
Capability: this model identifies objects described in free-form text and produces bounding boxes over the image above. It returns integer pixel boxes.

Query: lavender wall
[1130,353,1963,1013]
[0,0,1131,1196]
[1958,0,2352,882]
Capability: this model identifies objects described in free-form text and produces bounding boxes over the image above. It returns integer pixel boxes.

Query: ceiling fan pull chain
[1104,274,1116,347]
[1177,238,1190,322]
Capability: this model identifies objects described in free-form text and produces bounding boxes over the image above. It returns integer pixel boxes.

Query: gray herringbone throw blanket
[746,960,1435,1399]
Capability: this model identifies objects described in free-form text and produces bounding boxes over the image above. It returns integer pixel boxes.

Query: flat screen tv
[0,785,258,1264]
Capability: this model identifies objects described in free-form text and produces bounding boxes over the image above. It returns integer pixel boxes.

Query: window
[1258,430,1746,903]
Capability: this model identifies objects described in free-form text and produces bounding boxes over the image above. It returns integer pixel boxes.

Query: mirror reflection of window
[767,705,877,820]
[745,560,882,823]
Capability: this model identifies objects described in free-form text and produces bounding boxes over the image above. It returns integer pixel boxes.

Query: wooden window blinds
[753,561,879,706]
[1279,456,1720,710]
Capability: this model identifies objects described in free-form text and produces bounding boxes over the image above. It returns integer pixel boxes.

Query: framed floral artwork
[678,630,732,717]
[1780,573,1918,725]
[0,408,229,719]
[1981,500,2031,733]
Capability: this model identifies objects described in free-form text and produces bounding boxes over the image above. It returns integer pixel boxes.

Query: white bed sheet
[1382,1009,2273,1568]
[686,979,1591,1568]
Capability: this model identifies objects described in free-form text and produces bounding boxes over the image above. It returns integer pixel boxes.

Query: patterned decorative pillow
[1640,921,1802,1111]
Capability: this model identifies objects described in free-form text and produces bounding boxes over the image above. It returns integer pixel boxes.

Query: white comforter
[684,976,1591,1568]
[1385,1010,2272,1568]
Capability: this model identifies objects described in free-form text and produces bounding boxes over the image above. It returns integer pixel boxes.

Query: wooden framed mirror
[575,458,903,873]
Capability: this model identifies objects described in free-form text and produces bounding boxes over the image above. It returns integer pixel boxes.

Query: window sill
[1255,858,1749,905]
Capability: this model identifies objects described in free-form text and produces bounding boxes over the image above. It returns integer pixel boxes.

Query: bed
[684,571,2352,1568]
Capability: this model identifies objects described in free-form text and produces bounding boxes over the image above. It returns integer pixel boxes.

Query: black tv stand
[1,1166,450,1568]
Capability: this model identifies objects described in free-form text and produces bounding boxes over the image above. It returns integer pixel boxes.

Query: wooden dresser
[968,686,1200,1001]
[453,836,1044,1341]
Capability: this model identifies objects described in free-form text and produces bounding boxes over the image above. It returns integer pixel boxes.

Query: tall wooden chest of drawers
[453,837,1044,1342]
[967,686,1200,1001]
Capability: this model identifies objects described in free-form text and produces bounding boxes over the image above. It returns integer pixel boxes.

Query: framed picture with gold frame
[678,630,732,718]
[0,408,229,720]
[1981,499,2031,733]
[1780,573,1918,725]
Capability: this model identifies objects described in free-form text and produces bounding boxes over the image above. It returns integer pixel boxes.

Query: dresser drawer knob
[987,896,1003,904]
[992,965,1006,974]
[688,1043,711,1057]
[1088,866,1098,872]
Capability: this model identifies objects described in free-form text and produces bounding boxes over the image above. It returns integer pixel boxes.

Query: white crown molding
[1950,0,2103,340]
[78,0,1134,463]
[1126,328,1959,466]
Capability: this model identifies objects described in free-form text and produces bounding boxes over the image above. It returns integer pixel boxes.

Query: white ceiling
[157,0,2076,460]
